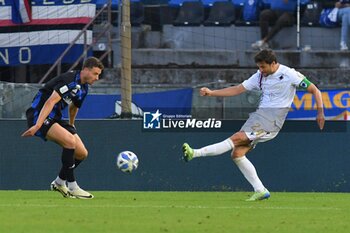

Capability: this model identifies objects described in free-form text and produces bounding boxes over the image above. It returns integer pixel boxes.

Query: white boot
[340,41,348,51]
[68,186,94,199]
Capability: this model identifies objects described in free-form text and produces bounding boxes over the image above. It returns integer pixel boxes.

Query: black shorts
[26,108,77,141]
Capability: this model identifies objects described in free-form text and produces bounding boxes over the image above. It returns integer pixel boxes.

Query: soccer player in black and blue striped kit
[22,57,104,199]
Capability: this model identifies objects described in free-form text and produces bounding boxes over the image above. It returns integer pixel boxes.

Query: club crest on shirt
[59,85,69,94]
[71,86,80,97]
[299,81,308,88]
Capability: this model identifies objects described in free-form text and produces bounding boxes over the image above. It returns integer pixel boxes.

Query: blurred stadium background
[0,0,349,120]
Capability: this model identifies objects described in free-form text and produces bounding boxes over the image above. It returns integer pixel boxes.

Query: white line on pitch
[0,204,341,211]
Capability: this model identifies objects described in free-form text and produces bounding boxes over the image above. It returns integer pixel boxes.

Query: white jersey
[242,64,304,129]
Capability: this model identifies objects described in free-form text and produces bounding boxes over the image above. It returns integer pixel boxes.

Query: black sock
[58,167,67,180]
[60,148,75,182]
[59,159,83,179]
[74,159,83,169]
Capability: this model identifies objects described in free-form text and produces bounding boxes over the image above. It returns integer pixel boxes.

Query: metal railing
[38,1,114,84]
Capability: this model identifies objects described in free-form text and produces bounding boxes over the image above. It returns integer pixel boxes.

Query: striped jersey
[29,70,88,120]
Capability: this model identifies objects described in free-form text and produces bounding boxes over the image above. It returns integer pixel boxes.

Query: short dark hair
[82,57,104,70]
[254,49,277,64]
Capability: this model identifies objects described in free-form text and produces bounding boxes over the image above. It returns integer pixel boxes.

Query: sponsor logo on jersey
[59,85,69,94]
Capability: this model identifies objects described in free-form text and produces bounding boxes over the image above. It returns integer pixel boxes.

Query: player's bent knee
[82,149,88,159]
[230,132,249,146]
[231,145,252,159]
[231,150,242,159]
[231,150,237,160]
[75,149,88,160]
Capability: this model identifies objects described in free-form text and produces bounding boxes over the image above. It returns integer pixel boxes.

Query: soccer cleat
[340,42,348,51]
[68,187,94,199]
[182,143,194,162]
[50,181,70,198]
[251,40,269,50]
[246,189,270,201]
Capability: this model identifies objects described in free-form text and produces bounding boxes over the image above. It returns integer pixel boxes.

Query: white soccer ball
[116,151,139,173]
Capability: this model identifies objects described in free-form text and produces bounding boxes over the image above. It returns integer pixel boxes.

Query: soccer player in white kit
[183,50,325,201]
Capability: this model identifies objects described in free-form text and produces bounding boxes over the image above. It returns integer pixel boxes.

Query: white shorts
[244,131,279,148]
[241,111,280,147]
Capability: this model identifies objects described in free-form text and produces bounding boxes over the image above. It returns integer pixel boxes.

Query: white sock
[55,176,66,186]
[233,156,265,192]
[193,138,234,158]
[67,181,79,191]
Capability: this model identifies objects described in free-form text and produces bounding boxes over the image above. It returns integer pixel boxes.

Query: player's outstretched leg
[50,180,70,198]
[67,182,94,199]
[246,189,270,201]
[182,143,194,162]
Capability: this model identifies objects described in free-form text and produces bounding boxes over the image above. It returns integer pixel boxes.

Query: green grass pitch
[0,191,349,233]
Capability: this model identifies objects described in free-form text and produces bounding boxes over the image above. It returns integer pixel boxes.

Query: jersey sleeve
[242,71,261,91]
[53,74,76,98]
[288,68,305,87]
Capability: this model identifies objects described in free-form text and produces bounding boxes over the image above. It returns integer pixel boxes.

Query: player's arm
[200,84,247,97]
[298,76,325,130]
[21,91,62,137]
[307,83,325,130]
[68,103,79,127]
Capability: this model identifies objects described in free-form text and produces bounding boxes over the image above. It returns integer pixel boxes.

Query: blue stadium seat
[173,1,204,26]
[169,0,199,7]
[301,0,310,5]
[232,0,244,7]
[131,1,144,26]
[231,0,244,25]
[201,0,228,8]
[235,0,261,26]
[203,1,235,26]
[260,0,310,9]
[301,1,321,26]
[96,0,119,10]
[95,0,145,9]
[261,0,270,9]
[142,0,169,4]
[261,0,310,8]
